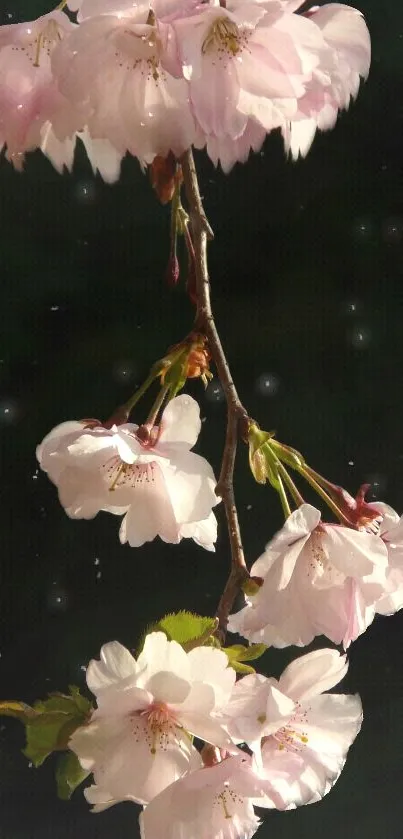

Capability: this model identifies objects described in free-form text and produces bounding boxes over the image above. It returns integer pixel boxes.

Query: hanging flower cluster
[0,0,370,176]
[69,631,362,837]
[2,2,401,838]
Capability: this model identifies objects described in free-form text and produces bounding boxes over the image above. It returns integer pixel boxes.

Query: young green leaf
[56,751,90,800]
[153,611,218,647]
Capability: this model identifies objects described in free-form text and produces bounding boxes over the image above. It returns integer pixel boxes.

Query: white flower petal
[278,649,348,702]
[119,465,180,546]
[321,525,388,577]
[225,674,296,748]
[186,646,236,707]
[158,395,201,449]
[146,671,191,704]
[161,451,218,524]
[136,632,190,689]
[87,641,137,695]
[179,512,217,551]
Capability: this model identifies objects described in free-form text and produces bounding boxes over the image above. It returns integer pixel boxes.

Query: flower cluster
[37,394,219,550]
[70,631,362,839]
[38,396,403,647]
[0,0,370,176]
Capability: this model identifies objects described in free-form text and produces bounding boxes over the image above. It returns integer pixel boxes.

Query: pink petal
[158,395,201,448]
[278,648,348,701]
[87,641,137,694]
[119,464,180,546]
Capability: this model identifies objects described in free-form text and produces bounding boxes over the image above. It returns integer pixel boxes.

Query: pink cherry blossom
[224,649,362,808]
[173,0,324,165]
[281,3,371,159]
[36,395,219,549]
[51,3,198,164]
[0,11,77,163]
[367,502,403,616]
[0,9,123,178]
[140,751,287,839]
[70,632,236,808]
[228,504,389,649]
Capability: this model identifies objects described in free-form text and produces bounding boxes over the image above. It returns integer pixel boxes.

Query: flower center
[215,787,243,819]
[268,704,309,753]
[112,26,162,82]
[139,701,180,755]
[202,17,245,58]
[102,457,156,492]
[11,19,63,67]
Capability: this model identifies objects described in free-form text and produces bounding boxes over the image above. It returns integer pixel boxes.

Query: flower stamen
[33,19,62,67]
[139,701,181,755]
[202,17,243,57]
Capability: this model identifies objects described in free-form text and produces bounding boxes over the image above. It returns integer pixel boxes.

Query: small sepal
[223,642,267,674]
[247,423,275,484]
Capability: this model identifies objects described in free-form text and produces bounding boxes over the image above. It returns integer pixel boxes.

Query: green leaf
[56,751,90,800]
[23,714,72,767]
[0,701,36,721]
[154,611,218,648]
[34,687,92,718]
[0,687,94,768]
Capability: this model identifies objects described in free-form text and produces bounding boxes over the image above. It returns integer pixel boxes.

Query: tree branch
[181,149,249,641]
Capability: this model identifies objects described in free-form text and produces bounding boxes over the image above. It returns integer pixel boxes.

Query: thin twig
[181,149,249,641]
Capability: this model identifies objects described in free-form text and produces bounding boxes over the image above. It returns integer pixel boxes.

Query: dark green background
[1,0,403,836]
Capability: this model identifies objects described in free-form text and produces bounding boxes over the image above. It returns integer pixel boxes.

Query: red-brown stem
[181,149,249,641]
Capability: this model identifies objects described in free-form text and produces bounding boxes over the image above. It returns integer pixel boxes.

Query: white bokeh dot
[205,381,224,403]
[255,373,279,396]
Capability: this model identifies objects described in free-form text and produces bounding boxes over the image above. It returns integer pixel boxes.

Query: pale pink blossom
[281,3,371,159]
[140,751,282,839]
[70,632,236,808]
[228,504,389,649]
[224,649,362,807]
[0,10,123,178]
[51,4,198,164]
[0,11,77,163]
[36,395,219,549]
[173,0,324,164]
[367,502,403,616]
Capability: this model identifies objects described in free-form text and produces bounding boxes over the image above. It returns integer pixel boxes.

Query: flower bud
[149,153,181,205]
[165,252,180,287]
[242,576,263,596]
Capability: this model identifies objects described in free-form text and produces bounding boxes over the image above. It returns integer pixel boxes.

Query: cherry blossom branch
[181,149,249,641]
